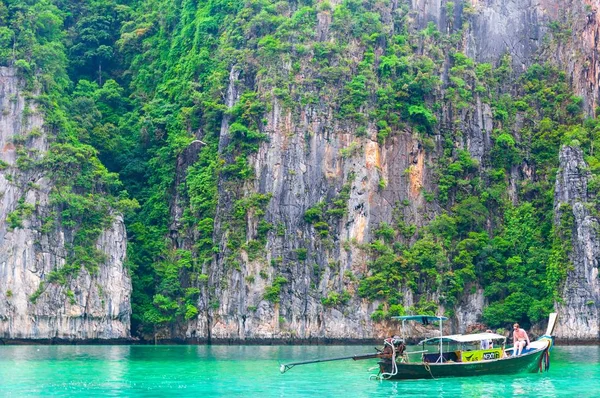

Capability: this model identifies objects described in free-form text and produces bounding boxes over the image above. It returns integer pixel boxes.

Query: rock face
[185,1,600,342]
[192,63,435,341]
[452,0,600,114]
[543,0,600,115]
[412,0,550,67]
[414,0,600,114]
[3,1,599,342]
[553,146,600,341]
[465,0,548,67]
[0,67,131,339]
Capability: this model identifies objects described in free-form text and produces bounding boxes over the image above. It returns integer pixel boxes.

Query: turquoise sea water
[0,345,598,397]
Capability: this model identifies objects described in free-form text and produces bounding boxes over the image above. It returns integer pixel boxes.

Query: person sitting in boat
[480,329,494,350]
[512,323,530,356]
[382,336,405,358]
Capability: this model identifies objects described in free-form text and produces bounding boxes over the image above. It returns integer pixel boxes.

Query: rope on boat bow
[538,347,550,372]
[370,338,400,381]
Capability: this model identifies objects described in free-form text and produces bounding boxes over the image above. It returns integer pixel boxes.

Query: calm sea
[0,345,598,397]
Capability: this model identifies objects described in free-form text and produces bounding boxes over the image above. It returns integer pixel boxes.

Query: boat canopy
[419,332,506,345]
[390,315,448,324]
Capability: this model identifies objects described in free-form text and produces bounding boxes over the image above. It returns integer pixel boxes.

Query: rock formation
[554,146,600,341]
[0,67,131,340]
[186,1,600,342]
[2,0,600,344]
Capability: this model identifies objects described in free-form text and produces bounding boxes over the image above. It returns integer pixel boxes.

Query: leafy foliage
[1,0,594,336]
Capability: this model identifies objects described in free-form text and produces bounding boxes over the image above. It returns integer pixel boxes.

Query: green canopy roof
[390,315,448,323]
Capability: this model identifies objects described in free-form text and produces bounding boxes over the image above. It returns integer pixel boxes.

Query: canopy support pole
[438,317,444,363]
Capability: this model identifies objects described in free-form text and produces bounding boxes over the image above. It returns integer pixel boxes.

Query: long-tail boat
[280,313,557,380]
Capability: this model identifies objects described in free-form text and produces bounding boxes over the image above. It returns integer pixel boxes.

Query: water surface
[0,345,598,397]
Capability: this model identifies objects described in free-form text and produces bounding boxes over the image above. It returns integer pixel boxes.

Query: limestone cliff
[3,0,595,343]
[414,0,549,67]
[182,0,600,342]
[417,0,600,112]
[554,146,600,341]
[190,51,439,341]
[542,0,600,115]
[0,67,131,340]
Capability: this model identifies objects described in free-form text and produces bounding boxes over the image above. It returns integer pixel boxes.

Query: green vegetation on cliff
[0,0,138,305]
[1,0,598,337]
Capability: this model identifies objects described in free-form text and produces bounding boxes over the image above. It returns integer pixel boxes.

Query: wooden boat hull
[379,348,547,380]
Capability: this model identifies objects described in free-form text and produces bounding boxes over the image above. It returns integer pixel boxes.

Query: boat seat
[423,352,458,363]
[515,347,535,355]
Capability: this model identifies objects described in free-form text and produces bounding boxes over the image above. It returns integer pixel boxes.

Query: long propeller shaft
[280,352,385,373]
